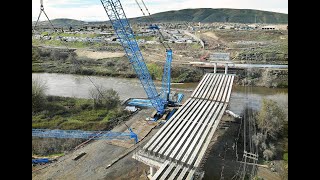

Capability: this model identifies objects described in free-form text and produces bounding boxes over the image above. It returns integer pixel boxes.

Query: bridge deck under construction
[133,73,235,179]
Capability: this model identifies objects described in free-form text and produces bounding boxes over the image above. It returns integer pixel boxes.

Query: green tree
[257,98,286,139]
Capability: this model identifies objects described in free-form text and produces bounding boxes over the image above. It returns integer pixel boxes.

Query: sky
[32,0,288,22]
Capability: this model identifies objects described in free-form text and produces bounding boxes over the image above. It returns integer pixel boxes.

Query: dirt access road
[32,108,158,180]
[75,49,125,60]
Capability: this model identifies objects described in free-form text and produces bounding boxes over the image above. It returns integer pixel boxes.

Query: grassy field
[201,30,288,64]
[32,81,132,156]
[32,96,130,131]
[32,38,104,48]
[32,46,137,77]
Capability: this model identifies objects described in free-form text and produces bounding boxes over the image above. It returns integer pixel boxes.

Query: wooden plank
[225,75,235,103]
[164,99,214,158]
[159,163,176,180]
[150,99,200,152]
[154,99,205,154]
[167,165,183,180]
[183,103,224,165]
[190,73,209,97]
[173,101,218,161]
[193,103,228,167]
[143,98,193,150]
[151,161,170,180]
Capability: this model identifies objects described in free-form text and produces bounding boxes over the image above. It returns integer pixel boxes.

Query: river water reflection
[32,73,287,115]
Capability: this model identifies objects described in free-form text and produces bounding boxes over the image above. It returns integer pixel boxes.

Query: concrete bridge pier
[213,63,217,73]
[225,63,228,74]
[150,166,157,176]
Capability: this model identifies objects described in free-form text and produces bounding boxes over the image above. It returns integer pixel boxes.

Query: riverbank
[32,46,287,87]
[32,96,131,131]
[32,46,203,83]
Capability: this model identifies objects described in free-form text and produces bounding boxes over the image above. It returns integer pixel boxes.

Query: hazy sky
[32,0,288,22]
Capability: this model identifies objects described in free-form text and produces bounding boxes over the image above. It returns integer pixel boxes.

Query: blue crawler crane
[100,0,181,119]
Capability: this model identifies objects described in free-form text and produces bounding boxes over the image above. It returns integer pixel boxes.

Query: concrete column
[225,63,228,74]
[150,166,156,176]
[213,63,217,73]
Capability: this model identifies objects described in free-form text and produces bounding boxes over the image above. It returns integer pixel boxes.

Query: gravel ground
[32,108,159,180]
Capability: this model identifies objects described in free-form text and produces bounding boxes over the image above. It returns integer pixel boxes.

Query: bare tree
[263,143,276,161]
[32,77,47,112]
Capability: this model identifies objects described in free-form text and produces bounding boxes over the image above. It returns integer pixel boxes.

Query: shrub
[256,98,286,139]
[263,149,274,161]
[283,153,288,161]
[32,46,40,62]
[147,63,163,80]
[174,66,203,83]
[89,86,121,110]
[80,103,92,110]
[32,78,47,112]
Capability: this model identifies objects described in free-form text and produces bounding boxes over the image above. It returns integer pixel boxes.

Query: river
[32,73,197,100]
[32,73,287,115]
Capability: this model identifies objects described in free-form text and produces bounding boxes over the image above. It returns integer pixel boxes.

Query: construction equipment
[100,0,179,119]
[33,0,55,32]
[200,52,210,61]
[134,0,174,106]
[32,0,139,144]
[32,158,51,165]
[32,129,138,143]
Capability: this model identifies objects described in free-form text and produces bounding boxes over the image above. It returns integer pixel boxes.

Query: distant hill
[33,8,288,27]
[133,8,288,24]
[32,18,86,27]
